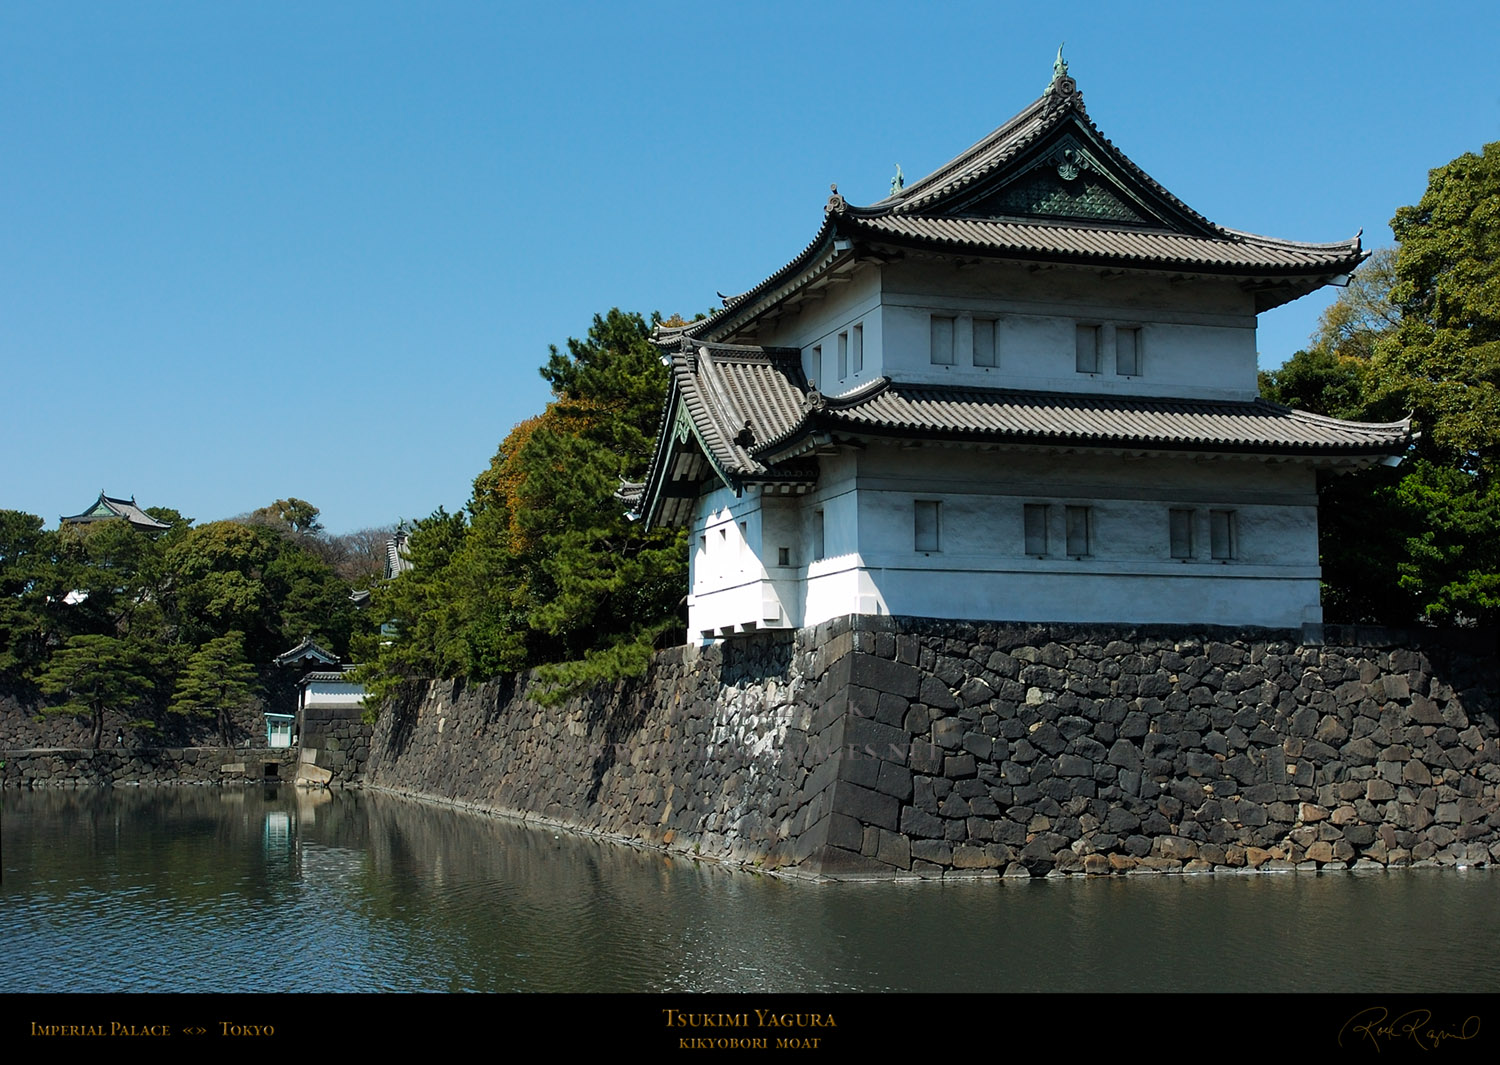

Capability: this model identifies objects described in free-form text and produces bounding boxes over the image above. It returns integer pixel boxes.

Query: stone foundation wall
[299,705,370,786]
[364,628,843,869]
[1,746,307,788]
[362,615,1500,878]
[1,701,373,789]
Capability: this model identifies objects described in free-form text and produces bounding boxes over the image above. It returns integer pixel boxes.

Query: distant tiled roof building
[61,492,171,533]
[638,56,1410,640]
[385,530,413,580]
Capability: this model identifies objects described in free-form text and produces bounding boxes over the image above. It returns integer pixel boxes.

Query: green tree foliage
[0,512,61,678]
[165,521,280,650]
[1261,143,1500,625]
[1379,143,1500,471]
[169,631,260,747]
[165,518,354,660]
[1311,247,1401,361]
[361,309,687,703]
[38,634,155,748]
[5,498,365,744]
[1258,346,1374,422]
[352,507,472,703]
[249,498,324,534]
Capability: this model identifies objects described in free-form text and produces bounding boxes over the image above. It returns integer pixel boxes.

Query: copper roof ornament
[1044,44,1081,112]
[1048,43,1068,91]
[890,164,904,197]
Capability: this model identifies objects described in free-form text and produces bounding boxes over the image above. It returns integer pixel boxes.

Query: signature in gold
[1339,1007,1480,1051]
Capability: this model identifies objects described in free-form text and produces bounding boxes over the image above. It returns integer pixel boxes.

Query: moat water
[3,786,1496,994]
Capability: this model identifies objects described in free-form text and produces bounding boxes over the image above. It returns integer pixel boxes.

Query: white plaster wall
[877,260,1261,400]
[303,683,366,710]
[865,568,1322,627]
[847,444,1322,627]
[753,268,885,398]
[689,444,1326,634]
[689,484,818,637]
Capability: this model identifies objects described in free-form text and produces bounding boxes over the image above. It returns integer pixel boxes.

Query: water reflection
[3,788,1495,993]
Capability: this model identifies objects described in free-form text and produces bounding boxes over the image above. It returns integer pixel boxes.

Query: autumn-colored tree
[360,309,688,702]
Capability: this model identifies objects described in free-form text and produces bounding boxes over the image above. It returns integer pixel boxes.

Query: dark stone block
[961,731,995,760]
[901,805,945,839]
[945,753,977,779]
[957,677,995,707]
[920,676,959,710]
[1029,723,1066,756]
[909,740,944,774]
[846,716,909,765]
[809,845,895,877]
[910,838,952,865]
[826,811,865,851]
[834,782,900,831]
[855,655,921,699]
[875,760,914,801]
[1057,753,1093,777]
[876,692,911,728]
[932,717,963,750]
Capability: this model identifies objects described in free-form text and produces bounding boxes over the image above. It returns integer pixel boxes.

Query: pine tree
[38,634,155,749]
[170,631,260,747]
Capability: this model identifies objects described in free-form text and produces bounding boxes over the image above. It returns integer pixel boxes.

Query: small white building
[638,59,1409,640]
[272,637,365,743]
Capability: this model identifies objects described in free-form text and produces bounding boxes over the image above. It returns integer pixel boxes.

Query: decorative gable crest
[957,133,1155,226]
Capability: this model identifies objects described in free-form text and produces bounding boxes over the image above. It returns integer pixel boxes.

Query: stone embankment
[363,615,1499,879]
[1,698,369,789]
[1,746,304,787]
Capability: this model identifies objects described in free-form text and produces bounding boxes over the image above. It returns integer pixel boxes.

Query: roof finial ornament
[1043,43,1080,111]
[890,164,904,196]
[825,182,847,214]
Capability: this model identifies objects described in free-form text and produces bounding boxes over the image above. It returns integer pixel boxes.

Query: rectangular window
[813,509,825,561]
[1024,504,1049,556]
[931,316,955,365]
[973,318,997,368]
[1076,324,1100,374]
[1116,327,1140,376]
[852,323,864,373]
[812,344,822,387]
[1169,508,1194,559]
[1065,505,1091,556]
[1210,510,1235,560]
[914,500,941,552]
[838,332,848,379]
[777,546,790,567]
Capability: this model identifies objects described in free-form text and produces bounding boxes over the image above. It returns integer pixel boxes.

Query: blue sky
[4,1,1498,534]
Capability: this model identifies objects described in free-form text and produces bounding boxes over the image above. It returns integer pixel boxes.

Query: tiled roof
[274,637,341,667]
[639,342,821,526]
[638,342,1412,526]
[616,480,645,511]
[60,492,171,532]
[385,532,412,580]
[655,72,1364,344]
[836,215,1362,275]
[300,666,361,686]
[803,383,1412,457]
[675,342,811,476]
